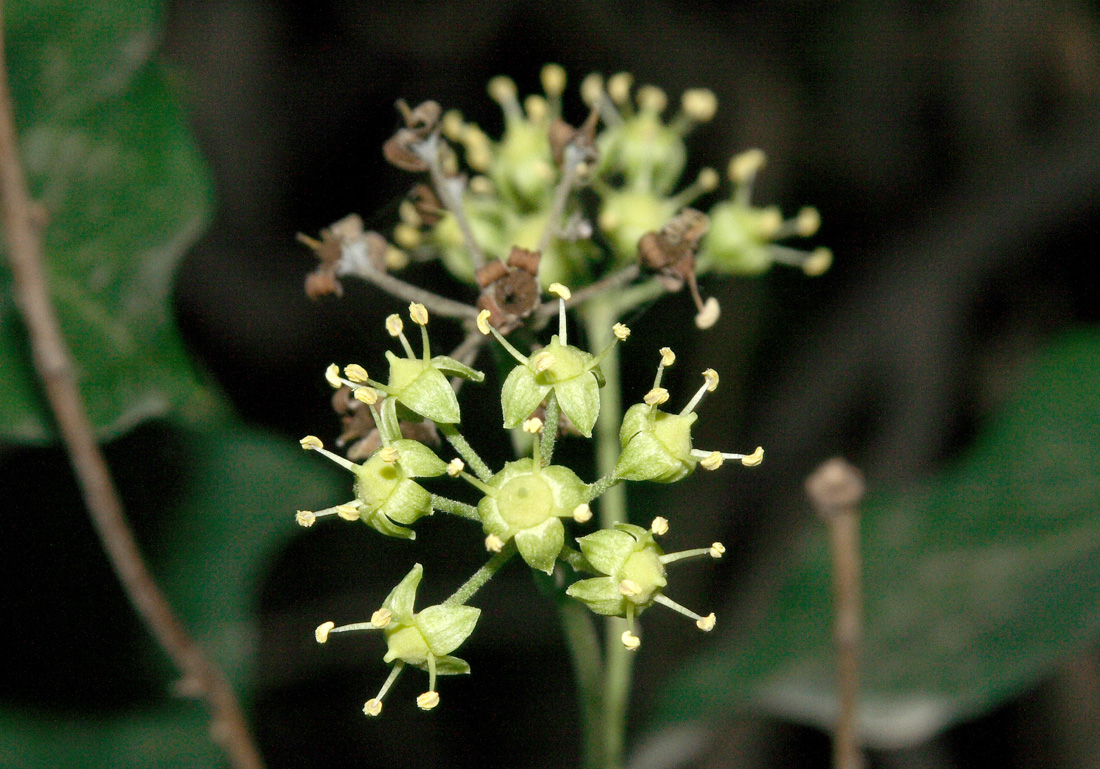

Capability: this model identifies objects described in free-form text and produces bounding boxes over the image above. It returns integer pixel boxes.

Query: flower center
[621,549,666,605]
[497,473,554,530]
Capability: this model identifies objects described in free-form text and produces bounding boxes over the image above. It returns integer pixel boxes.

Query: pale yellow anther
[703,368,719,392]
[409,303,429,326]
[487,75,517,104]
[644,387,670,407]
[371,608,392,628]
[385,314,404,337]
[393,222,421,249]
[476,309,493,335]
[697,167,720,192]
[548,282,571,300]
[541,63,567,97]
[659,347,676,367]
[621,630,641,650]
[709,542,726,559]
[619,579,642,597]
[524,94,548,123]
[637,85,668,113]
[344,364,369,383]
[729,148,767,184]
[696,613,717,632]
[379,446,400,464]
[802,247,833,277]
[300,435,323,451]
[700,451,724,471]
[485,534,505,553]
[325,363,342,389]
[336,504,361,521]
[385,247,409,271]
[315,621,335,644]
[795,207,821,237]
[417,691,441,710]
[522,417,544,434]
[607,72,633,104]
[353,387,378,405]
[741,446,765,467]
[759,208,783,238]
[572,503,593,524]
[650,516,669,536]
[363,699,383,717]
[694,297,721,330]
[440,109,464,141]
[580,73,604,106]
[532,351,556,373]
[681,88,718,122]
[613,323,631,341]
[446,458,465,477]
[295,510,316,527]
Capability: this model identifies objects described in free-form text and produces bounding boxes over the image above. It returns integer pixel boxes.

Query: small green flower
[296,431,447,539]
[314,564,480,716]
[567,519,722,648]
[478,284,629,437]
[700,149,832,277]
[615,348,763,483]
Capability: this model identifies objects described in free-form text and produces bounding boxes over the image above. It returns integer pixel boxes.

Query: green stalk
[556,596,604,769]
[439,422,494,482]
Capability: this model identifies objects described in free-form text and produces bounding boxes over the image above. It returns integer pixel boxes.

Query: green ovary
[355,460,401,510]
[622,549,666,606]
[383,624,431,666]
[497,473,555,530]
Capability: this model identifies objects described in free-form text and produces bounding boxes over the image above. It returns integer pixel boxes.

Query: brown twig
[0,14,264,769]
[806,457,866,769]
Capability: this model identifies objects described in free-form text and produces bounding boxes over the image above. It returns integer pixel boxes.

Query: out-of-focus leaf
[656,329,1100,748]
[0,423,344,767]
[0,0,216,443]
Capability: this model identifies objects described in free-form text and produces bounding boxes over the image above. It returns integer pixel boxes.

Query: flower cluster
[294,65,827,716]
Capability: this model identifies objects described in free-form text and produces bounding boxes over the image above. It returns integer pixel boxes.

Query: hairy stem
[439,422,493,482]
[540,391,560,466]
[430,494,480,521]
[556,597,604,769]
[342,258,479,320]
[0,15,263,769]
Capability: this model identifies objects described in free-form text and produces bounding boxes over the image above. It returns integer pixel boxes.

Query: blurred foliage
[658,329,1100,749]
[0,0,216,443]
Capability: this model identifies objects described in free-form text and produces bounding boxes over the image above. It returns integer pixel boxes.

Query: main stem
[584,301,634,769]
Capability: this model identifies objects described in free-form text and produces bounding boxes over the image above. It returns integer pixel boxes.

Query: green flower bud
[615,402,698,483]
[477,458,589,573]
[597,189,676,264]
[598,94,687,195]
[566,524,667,616]
[700,200,781,275]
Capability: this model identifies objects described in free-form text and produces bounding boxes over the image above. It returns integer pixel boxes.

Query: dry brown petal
[396,99,442,137]
[410,184,444,226]
[383,129,430,172]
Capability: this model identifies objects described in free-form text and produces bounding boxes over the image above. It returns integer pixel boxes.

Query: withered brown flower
[475,246,542,333]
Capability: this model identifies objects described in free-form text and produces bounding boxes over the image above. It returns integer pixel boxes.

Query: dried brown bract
[475,246,542,333]
[383,100,443,172]
[298,214,385,299]
[549,106,600,168]
[638,208,714,322]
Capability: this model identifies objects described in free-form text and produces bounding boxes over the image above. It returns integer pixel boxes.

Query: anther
[802,247,833,277]
[315,621,335,644]
[729,149,766,184]
[447,458,465,477]
[295,510,316,527]
[694,297,721,329]
[703,368,719,392]
[613,323,631,341]
[650,516,669,536]
[644,387,669,406]
[476,309,492,335]
[409,302,429,326]
[385,314,404,337]
[742,447,764,467]
[336,504,361,521]
[572,503,592,523]
[541,63,567,97]
[637,85,668,113]
[325,364,341,389]
[300,435,323,451]
[363,699,383,717]
[371,608,392,628]
[344,364,369,383]
[659,347,676,367]
[795,207,821,237]
[417,691,441,710]
[709,542,726,559]
[696,613,717,632]
[353,387,378,405]
[681,88,718,122]
[532,351,556,372]
[619,579,642,597]
[700,451,724,471]
[607,72,633,104]
[697,167,720,192]
[523,417,544,434]
[485,534,505,553]
[548,282,571,300]
[580,73,604,106]
[621,630,641,650]
[379,446,400,464]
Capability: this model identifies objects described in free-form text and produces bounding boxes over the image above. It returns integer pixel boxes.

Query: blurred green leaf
[0,423,344,768]
[0,0,216,443]
[657,329,1100,748]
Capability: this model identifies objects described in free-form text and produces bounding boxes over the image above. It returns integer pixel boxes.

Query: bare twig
[0,15,264,769]
[806,458,866,769]
[343,259,479,320]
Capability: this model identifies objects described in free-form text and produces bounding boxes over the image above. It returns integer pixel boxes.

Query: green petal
[553,373,600,437]
[430,355,485,382]
[577,528,636,575]
[515,517,564,574]
[501,365,550,428]
[399,366,462,424]
[380,478,433,525]
[542,464,589,513]
[566,576,626,616]
[416,605,481,656]
[431,655,471,675]
[364,510,416,540]
[382,564,423,620]
[392,439,448,477]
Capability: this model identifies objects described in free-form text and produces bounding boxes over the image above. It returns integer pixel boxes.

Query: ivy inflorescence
[295,65,827,717]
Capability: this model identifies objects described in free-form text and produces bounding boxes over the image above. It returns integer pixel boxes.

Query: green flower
[615,348,763,483]
[567,520,723,648]
[296,432,447,539]
[314,564,480,715]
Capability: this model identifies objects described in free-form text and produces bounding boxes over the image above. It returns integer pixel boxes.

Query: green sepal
[501,364,550,428]
[382,564,423,621]
[430,355,485,382]
[416,604,481,656]
[577,527,639,574]
[553,373,600,438]
[427,655,471,676]
[615,404,698,483]
[378,477,433,525]
[386,353,461,424]
[566,576,626,616]
[361,508,416,540]
[515,517,565,575]
[392,439,448,477]
[353,454,434,530]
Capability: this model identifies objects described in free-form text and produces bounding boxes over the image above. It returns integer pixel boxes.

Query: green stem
[439,422,493,482]
[430,494,480,521]
[586,474,621,503]
[583,302,635,769]
[557,544,594,574]
[540,391,560,466]
[556,596,604,769]
[443,542,515,607]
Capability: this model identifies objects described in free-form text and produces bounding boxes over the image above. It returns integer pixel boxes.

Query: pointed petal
[383,564,423,619]
[501,365,550,428]
[515,517,564,574]
[416,604,481,656]
[431,355,485,382]
[566,576,626,616]
[553,373,600,437]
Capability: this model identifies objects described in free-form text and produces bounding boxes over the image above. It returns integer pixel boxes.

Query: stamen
[741,446,764,466]
[476,309,492,335]
[621,630,641,650]
[417,691,440,711]
[729,148,766,186]
[680,88,718,123]
[335,504,361,521]
[644,387,670,407]
[487,76,522,120]
[371,608,392,628]
[387,314,416,358]
[670,167,720,207]
[699,451,724,471]
[325,364,342,389]
[694,296,721,330]
[659,547,714,565]
[659,347,676,367]
[636,85,668,113]
[703,369,719,392]
[345,364,369,383]
[365,661,405,717]
[315,621,335,643]
[446,458,465,477]
[409,302,429,326]
[650,516,669,535]
[523,417,544,434]
[300,435,323,451]
[532,351,556,373]
[696,613,717,631]
[607,72,634,106]
[709,542,726,558]
[480,317,529,364]
[300,438,359,472]
[363,699,383,717]
[612,323,631,341]
[485,534,505,553]
[619,579,642,597]
[580,73,604,107]
[541,63,567,99]
[653,593,709,625]
[295,510,316,527]
[679,376,712,416]
[572,503,592,523]
[352,387,378,406]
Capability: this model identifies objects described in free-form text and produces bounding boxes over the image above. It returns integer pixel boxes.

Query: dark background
[7,1,1100,768]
